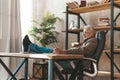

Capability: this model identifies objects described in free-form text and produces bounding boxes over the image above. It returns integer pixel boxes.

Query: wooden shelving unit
[65,1,120,14]
[62,26,120,33]
[64,1,120,80]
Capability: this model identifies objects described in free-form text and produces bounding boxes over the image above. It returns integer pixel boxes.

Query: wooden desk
[0,53,83,80]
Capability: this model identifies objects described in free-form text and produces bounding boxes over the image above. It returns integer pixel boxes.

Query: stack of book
[101,0,110,4]
[86,1,99,6]
[66,1,79,9]
[98,17,110,26]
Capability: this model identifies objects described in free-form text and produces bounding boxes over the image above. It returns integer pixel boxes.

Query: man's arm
[54,38,97,56]
[66,38,98,56]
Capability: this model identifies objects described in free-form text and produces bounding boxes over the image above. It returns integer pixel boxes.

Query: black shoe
[23,35,31,52]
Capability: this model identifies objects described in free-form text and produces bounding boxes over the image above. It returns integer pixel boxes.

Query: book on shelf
[98,17,110,26]
[66,1,79,9]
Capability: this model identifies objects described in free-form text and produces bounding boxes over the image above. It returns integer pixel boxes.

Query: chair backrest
[83,30,107,77]
[93,30,107,65]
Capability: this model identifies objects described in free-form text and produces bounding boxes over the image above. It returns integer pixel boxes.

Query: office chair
[61,30,107,80]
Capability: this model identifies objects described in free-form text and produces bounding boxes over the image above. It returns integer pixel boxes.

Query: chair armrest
[83,57,97,63]
[83,57,98,77]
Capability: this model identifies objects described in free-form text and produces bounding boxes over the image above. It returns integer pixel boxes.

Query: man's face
[82,29,94,40]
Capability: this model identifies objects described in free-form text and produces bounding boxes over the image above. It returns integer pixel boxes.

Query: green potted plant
[29,12,60,47]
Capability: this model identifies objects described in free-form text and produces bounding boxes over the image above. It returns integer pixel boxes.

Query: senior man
[23,25,97,70]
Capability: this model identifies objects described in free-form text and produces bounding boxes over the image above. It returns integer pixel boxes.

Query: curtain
[32,0,46,22]
[0,0,21,79]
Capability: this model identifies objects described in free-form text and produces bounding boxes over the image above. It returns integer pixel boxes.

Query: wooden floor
[29,78,39,80]
[98,71,120,79]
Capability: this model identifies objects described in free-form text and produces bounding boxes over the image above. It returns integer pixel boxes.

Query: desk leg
[69,60,83,80]
[8,58,27,80]
[0,58,17,80]
[54,64,65,80]
[24,58,28,80]
[77,60,83,80]
[48,59,54,80]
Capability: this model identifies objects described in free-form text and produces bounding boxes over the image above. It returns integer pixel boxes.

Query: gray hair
[84,25,95,32]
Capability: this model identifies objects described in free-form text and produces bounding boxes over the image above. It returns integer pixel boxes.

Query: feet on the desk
[23,35,31,52]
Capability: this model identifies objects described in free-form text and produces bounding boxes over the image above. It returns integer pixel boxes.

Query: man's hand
[71,42,80,47]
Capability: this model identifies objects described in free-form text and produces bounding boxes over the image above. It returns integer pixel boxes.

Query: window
[0,1,2,39]
[20,0,33,38]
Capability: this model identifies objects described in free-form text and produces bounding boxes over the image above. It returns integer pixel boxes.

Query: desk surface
[0,52,83,59]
